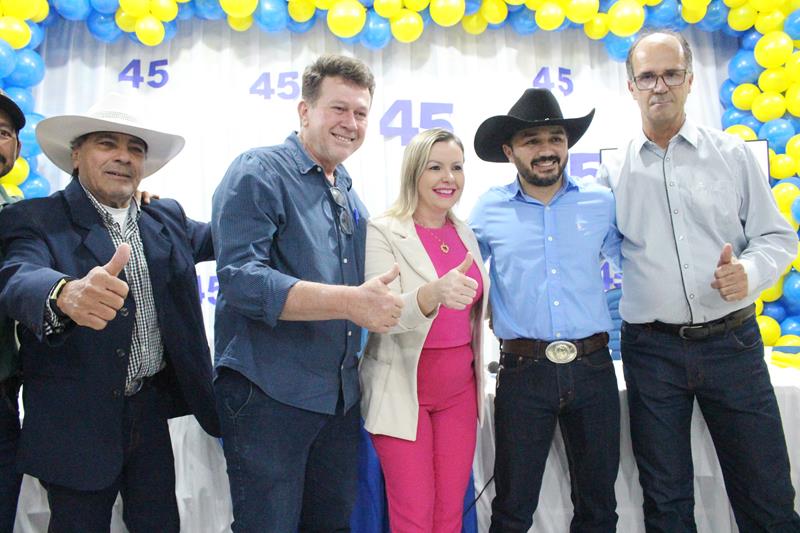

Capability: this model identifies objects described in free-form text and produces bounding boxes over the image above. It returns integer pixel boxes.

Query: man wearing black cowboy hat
[470,88,622,532]
[0,88,26,533]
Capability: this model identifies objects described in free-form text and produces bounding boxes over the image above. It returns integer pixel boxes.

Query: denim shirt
[212,133,368,414]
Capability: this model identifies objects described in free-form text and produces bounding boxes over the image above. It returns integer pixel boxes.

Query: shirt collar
[80,182,141,226]
[285,132,353,191]
[635,117,699,152]
[507,170,578,204]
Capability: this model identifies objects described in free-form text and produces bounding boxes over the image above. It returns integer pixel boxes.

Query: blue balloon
[194,0,226,19]
[696,0,728,32]
[177,1,196,20]
[19,173,50,199]
[0,41,17,79]
[419,7,432,27]
[360,10,391,50]
[763,301,788,324]
[359,0,374,7]
[287,16,316,33]
[604,33,636,63]
[19,112,43,158]
[722,107,747,129]
[89,0,120,14]
[740,113,763,133]
[488,19,507,30]
[780,314,800,335]
[739,28,762,50]
[728,49,763,84]
[465,0,481,16]
[666,13,688,31]
[647,0,679,27]
[785,9,800,40]
[163,20,177,42]
[52,0,92,20]
[599,0,615,11]
[719,78,736,108]
[87,10,123,43]
[722,24,745,38]
[3,87,34,115]
[507,3,523,12]
[781,176,800,189]
[509,8,538,35]
[24,23,45,51]
[760,118,796,153]
[254,0,289,31]
[5,50,45,88]
[785,113,800,135]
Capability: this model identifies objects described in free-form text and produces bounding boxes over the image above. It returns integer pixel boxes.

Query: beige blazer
[360,214,490,441]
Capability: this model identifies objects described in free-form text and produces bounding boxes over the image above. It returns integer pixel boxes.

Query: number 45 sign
[379,100,453,146]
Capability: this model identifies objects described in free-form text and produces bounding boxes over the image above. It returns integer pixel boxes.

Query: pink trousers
[371,344,478,533]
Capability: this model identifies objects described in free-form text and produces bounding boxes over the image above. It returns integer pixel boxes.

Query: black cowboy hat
[0,89,25,132]
[474,88,594,163]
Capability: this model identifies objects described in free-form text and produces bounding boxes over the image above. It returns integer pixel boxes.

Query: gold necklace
[414,219,450,254]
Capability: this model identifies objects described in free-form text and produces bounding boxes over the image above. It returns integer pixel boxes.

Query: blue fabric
[212,133,369,415]
[470,174,621,341]
[622,316,800,532]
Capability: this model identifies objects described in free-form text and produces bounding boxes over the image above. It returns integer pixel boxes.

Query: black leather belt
[644,304,755,340]
[500,332,609,364]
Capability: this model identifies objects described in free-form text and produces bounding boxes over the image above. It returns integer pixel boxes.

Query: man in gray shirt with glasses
[599,30,800,532]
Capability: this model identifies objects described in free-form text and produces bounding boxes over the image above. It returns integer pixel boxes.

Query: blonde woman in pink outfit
[360,128,489,533]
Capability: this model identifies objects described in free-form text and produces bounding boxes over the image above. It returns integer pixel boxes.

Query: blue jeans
[216,368,360,532]
[489,348,620,533]
[621,316,800,533]
[0,378,20,533]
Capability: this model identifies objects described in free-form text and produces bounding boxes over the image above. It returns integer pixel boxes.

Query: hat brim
[35,115,185,177]
[473,109,595,163]
[0,94,25,132]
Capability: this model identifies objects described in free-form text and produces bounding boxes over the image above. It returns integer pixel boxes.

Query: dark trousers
[215,368,361,533]
[621,316,800,533]
[43,381,179,533]
[0,377,20,533]
[489,348,620,533]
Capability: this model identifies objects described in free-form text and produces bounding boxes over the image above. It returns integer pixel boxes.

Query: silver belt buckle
[545,341,578,364]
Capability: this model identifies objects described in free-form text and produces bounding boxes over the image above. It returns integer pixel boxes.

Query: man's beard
[515,154,567,188]
[0,155,13,179]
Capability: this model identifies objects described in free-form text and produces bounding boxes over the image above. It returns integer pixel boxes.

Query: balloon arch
[1,0,800,349]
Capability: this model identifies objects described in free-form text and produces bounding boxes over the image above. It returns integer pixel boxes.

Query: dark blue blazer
[0,179,220,491]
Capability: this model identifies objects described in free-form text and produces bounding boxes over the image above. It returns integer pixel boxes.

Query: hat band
[90,110,142,125]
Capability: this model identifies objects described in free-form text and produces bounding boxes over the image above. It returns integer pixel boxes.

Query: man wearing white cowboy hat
[0,92,220,532]
[470,88,622,532]
[0,88,26,533]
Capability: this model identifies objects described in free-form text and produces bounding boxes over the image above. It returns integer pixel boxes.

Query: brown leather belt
[500,332,609,364]
[644,304,755,341]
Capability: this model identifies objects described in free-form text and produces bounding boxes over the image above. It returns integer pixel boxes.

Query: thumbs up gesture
[55,244,132,330]
[434,252,479,310]
[710,243,748,302]
[347,264,405,333]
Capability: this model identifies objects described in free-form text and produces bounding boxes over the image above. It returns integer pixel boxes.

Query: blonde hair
[386,128,465,220]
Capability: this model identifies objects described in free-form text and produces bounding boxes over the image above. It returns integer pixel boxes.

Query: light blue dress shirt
[469,173,621,341]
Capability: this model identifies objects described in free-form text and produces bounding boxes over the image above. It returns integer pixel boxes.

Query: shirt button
[666,157,670,162]
[347,330,352,337]
[683,264,689,269]
[316,166,322,172]
[547,236,553,241]
[679,235,685,240]
[673,209,678,214]
[119,307,129,317]
[556,332,562,338]
[553,300,560,306]
[689,294,695,299]
[116,348,126,358]
[343,258,348,264]
[340,364,344,370]
[670,182,676,186]
[112,389,121,398]
[551,268,557,274]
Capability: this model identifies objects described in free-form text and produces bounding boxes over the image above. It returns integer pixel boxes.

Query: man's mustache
[531,156,560,165]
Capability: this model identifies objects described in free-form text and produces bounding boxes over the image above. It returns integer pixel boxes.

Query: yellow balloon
[783,210,800,230]
[772,181,800,212]
[480,0,507,23]
[776,334,800,346]
[771,153,796,179]
[327,0,367,37]
[461,11,487,33]
[429,0,465,26]
[681,4,707,23]
[535,2,565,30]
[725,124,758,141]
[115,8,138,32]
[2,0,38,20]
[31,0,49,23]
[374,0,404,19]
[608,0,644,36]
[759,67,790,93]
[754,31,794,69]
[0,157,28,186]
[150,0,180,21]
[135,14,165,46]
[752,91,786,122]
[786,83,800,116]
[755,297,765,315]
[583,12,609,39]
[315,0,335,9]
[786,133,800,160]
[724,0,748,7]
[505,0,525,6]
[288,0,316,22]
[749,0,783,11]
[565,0,598,23]
[643,0,662,5]
[755,9,785,34]
[390,8,424,41]
[220,0,258,17]
[0,184,22,198]
[227,14,254,30]
[682,0,710,8]
[728,4,757,31]
[792,242,800,270]
[731,83,761,110]
[785,51,800,82]
[524,0,544,9]
[405,0,430,11]
[0,16,31,49]
[119,0,150,17]
[757,314,781,345]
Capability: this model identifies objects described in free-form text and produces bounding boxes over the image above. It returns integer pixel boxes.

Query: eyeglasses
[632,69,688,90]
[328,186,353,235]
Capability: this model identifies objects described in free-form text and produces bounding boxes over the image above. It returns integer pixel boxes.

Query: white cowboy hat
[36,92,185,178]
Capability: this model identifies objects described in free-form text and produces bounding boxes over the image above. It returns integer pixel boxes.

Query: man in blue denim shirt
[470,88,622,532]
[212,55,403,532]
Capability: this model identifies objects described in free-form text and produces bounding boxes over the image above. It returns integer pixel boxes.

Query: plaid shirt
[45,187,163,389]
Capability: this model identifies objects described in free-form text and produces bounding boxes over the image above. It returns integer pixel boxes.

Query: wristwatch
[48,278,71,319]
